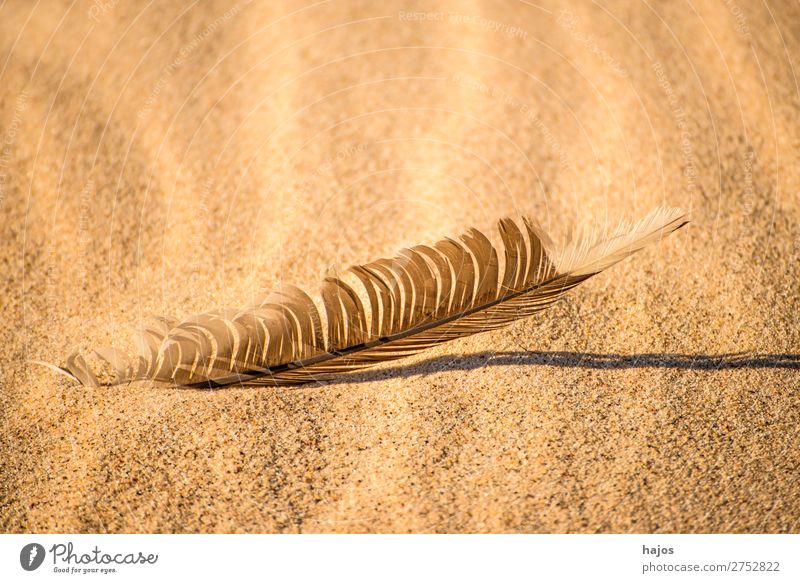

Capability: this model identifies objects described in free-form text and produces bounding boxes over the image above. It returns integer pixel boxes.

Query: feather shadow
[328,351,800,385]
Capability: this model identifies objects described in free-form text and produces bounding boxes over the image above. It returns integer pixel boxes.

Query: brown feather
[47,207,688,388]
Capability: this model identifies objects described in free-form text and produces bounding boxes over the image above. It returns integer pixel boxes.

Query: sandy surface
[1,0,798,533]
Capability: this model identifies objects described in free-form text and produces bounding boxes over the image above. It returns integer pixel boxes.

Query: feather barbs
[44,207,688,388]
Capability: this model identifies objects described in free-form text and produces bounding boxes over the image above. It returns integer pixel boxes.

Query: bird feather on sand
[40,207,688,388]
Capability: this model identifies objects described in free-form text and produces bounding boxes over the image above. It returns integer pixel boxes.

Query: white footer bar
[1,534,797,582]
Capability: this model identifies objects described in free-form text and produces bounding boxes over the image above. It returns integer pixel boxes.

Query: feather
[45,207,688,388]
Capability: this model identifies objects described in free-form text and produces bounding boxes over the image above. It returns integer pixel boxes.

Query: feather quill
[46,207,687,387]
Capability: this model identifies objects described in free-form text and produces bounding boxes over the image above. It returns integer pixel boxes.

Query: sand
[1,0,798,533]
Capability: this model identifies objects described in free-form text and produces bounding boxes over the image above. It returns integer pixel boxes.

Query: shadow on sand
[330,351,800,385]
